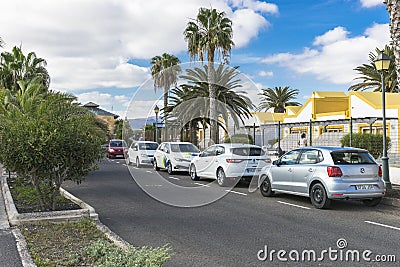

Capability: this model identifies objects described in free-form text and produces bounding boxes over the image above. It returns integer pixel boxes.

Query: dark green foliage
[224,134,253,144]
[340,133,391,159]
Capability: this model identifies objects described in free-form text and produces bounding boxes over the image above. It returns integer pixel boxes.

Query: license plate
[355,185,374,190]
[246,168,261,173]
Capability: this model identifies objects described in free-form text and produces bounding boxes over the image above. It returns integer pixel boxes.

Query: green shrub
[340,133,391,159]
[83,240,172,267]
[224,134,253,144]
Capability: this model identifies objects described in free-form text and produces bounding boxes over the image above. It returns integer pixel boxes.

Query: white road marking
[144,185,162,187]
[194,182,210,187]
[225,190,247,196]
[365,221,400,231]
[146,171,153,173]
[277,201,311,210]
[168,177,180,180]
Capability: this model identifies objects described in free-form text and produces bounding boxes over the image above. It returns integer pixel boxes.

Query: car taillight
[378,166,382,177]
[327,166,342,177]
[226,159,244,163]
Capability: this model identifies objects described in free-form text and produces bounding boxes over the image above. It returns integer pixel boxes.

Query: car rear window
[139,143,158,150]
[171,144,200,153]
[331,151,375,165]
[110,140,127,147]
[231,147,265,156]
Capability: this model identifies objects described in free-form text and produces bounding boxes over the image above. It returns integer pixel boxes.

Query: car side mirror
[134,147,138,151]
[272,160,280,166]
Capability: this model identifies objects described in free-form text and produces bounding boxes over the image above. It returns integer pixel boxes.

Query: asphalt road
[64,158,400,266]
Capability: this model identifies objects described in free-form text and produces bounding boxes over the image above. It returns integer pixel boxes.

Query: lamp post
[374,51,392,189]
[154,105,159,143]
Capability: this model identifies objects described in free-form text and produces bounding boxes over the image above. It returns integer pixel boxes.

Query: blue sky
[0,0,390,119]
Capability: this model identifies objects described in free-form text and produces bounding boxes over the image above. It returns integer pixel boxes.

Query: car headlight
[174,157,184,162]
[109,148,115,152]
[140,153,147,157]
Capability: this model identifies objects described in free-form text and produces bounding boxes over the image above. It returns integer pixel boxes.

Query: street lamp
[154,105,159,143]
[374,51,392,189]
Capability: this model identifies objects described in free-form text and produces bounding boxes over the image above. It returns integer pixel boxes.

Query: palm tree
[167,64,253,144]
[150,53,181,141]
[349,45,397,92]
[258,86,301,113]
[386,1,400,92]
[184,7,234,144]
[0,46,50,94]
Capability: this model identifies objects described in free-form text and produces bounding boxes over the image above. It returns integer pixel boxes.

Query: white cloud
[261,23,390,84]
[0,0,273,92]
[313,27,349,46]
[229,0,278,13]
[360,0,384,8]
[77,91,131,118]
[258,70,273,77]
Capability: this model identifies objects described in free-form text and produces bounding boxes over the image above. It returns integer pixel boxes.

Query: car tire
[260,176,274,197]
[153,160,160,171]
[167,162,174,175]
[362,197,382,207]
[136,157,141,168]
[190,164,199,181]
[216,168,228,187]
[310,183,331,209]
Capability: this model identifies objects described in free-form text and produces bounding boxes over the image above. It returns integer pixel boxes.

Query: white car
[153,142,200,174]
[128,141,159,167]
[189,144,271,186]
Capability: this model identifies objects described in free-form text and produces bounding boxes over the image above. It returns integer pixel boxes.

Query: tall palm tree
[0,46,50,94]
[150,53,181,141]
[258,86,301,113]
[184,7,234,144]
[167,64,253,144]
[349,45,397,92]
[386,1,400,92]
[150,53,181,108]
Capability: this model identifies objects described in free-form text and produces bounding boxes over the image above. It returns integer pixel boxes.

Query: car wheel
[216,168,228,187]
[136,157,141,168]
[310,183,331,209]
[190,164,199,181]
[167,162,174,175]
[260,176,274,197]
[153,160,160,171]
[362,197,382,207]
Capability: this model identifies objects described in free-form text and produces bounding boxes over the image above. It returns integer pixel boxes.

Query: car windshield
[331,151,375,164]
[170,144,200,153]
[231,147,265,156]
[110,140,127,147]
[139,143,158,150]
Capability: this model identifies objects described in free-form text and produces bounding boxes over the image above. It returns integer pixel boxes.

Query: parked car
[190,144,271,186]
[128,141,158,167]
[107,139,128,159]
[258,146,386,209]
[153,142,200,174]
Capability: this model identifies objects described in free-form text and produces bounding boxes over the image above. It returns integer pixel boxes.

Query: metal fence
[237,117,400,166]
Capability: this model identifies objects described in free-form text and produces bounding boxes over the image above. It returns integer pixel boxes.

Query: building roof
[350,91,400,108]
[312,91,347,98]
[82,102,119,119]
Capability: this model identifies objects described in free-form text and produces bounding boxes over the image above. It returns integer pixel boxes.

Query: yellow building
[83,102,119,135]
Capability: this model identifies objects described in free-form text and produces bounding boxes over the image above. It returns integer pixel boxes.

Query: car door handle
[215,160,218,163]
[288,168,292,172]
[308,168,313,172]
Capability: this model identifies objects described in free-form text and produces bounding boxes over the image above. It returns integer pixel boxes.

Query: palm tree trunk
[386,0,400,92]
[208,53,217,145]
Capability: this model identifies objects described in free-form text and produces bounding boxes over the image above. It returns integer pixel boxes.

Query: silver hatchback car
[258,146,386,209]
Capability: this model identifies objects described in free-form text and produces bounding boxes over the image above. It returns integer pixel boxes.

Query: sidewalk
[0,177,24,267]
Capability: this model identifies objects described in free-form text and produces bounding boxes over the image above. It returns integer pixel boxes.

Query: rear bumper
[325,179,386,199]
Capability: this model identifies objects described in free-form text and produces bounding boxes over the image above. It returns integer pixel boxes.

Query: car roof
[299,146,368,153]
[217,143,261,148]
[135,141,158,144]
[162,142,194,144]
